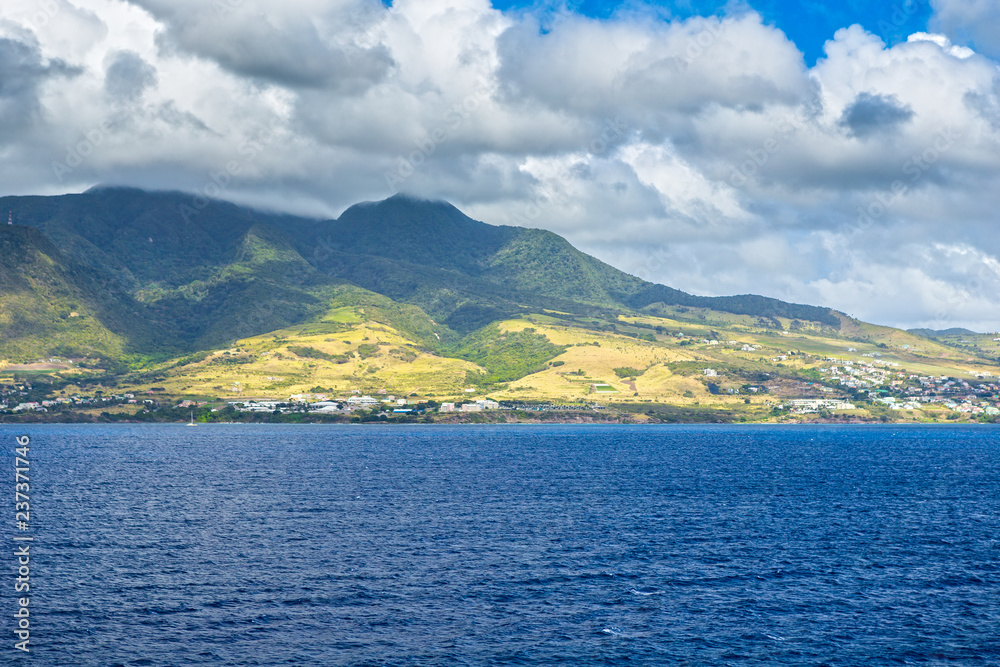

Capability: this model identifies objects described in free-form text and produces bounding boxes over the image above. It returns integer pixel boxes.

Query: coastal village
[4,372,1000,421]
[3,327,1000,423]
[811,356,1000,416]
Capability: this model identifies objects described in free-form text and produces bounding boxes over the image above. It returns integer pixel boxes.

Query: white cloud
[127,0,394,89]
[0,0,999,329]
[931,0,1000,59]
[907,32,975,59]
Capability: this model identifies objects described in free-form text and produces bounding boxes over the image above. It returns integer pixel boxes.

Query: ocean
[4,424,999,665]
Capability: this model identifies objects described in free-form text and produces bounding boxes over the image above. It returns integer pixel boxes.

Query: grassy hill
[1,187,853,356]
[66,301,999,425]
[0,225,167,362]
[3,187,998,422]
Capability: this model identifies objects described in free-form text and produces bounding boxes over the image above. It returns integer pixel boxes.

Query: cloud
[125,0,394,90]
[496,12,810,119]
[931,0,1000,59]
[0,1,999,329]
[103,50,156,101]
[0,32,79,136]
[907,32,974,59]
[839,91,915,138]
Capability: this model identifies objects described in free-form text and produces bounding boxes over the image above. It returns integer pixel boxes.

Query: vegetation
[356,343,380,359]
[288,346,349,364]
[0,187,855,364]
[3,188,999,423]
[445,325,567,384]
[625,285,842,327]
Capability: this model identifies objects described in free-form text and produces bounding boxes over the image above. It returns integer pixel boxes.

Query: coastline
[2,409,995,426]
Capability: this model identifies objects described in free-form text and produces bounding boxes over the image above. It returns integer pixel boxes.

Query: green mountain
[292,193,842,331]
[3,188,357,350]
[0,186,849,364]
[0,224,163,360]
[5,187,1000,422]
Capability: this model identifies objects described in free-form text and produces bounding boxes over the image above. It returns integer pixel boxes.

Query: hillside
[297,194,842,329]
[3,187,999,423]
[36,300,997,425]
[1,187,846,353]
[0,225,166,362]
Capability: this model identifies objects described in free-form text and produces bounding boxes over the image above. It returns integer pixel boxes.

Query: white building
[290,393,327,402]
[309,404,343,414]
[230,401,281,412]
[346,395,378,407]
[788,399,856,413]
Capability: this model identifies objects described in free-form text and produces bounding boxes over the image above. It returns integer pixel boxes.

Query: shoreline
[1,412,995,426]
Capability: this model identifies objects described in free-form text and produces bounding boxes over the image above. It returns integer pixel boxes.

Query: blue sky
[489,0,934,64]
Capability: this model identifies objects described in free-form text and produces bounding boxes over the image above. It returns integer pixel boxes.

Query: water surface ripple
[5,424,999,665]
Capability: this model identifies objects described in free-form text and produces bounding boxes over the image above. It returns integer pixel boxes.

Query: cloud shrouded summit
[1,0,999,331]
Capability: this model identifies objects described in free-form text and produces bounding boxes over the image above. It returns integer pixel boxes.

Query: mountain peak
[337,192,500,237]
[345,192,464,219]
[326,193,516,275]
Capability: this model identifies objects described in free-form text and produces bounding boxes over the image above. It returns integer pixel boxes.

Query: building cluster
[819,360,904,389]
[677,336,764,353]
[1,389,140,413]
[892,375,1000,414]
[874,396,1000,415]
[809,365,1000,414]
[226,394,505,415]
[503,402,605,412]
[786,398,857,413]
[439,399,500,413]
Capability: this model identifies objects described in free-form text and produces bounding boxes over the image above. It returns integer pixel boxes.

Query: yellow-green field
[131,319,482,399]
[37,305,1000,412]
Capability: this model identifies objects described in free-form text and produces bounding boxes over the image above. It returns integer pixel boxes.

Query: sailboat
[187,411,197,426]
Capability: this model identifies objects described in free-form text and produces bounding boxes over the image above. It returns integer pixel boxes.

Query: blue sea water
[3,424,1000,665]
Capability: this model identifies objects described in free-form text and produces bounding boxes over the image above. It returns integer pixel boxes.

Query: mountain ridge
[5,187,1000,423]
[2,186,843,361]
[0,224,165,360]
